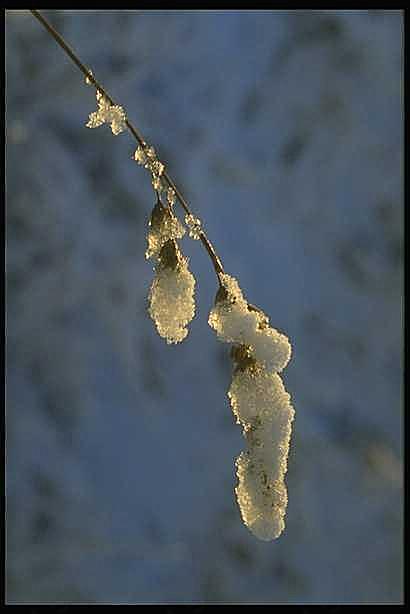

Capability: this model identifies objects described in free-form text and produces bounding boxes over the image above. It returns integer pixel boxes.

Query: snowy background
[6,9,403,604]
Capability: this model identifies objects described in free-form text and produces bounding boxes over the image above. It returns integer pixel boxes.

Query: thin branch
[30,9,225,278]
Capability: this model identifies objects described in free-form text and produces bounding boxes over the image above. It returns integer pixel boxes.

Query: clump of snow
[208,273,291,373]
[228,365,293,436]
[235,449,288,541]
[229,360,295,540]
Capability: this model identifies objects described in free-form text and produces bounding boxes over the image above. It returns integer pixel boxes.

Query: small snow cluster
[134,144,176,206]
[86,90,127,135]
[146,201,195,344]
[208,274,294,541]
[185,214,202,240]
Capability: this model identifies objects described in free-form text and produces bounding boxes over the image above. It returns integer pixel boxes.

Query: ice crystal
[167,187,176,206]
[150,159,165,177]
[152,175,163,191]
[84,70,94,85]
[145,200,185,261]
[144,145,156,163]
[185,214,202,240]
[134,145,157,170]
[208,274,291,373]
[86,90,126,135]
[133,146,147,165]
[148,240,196,344]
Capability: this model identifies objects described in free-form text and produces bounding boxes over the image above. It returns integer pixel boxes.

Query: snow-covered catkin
[145,197,195,343]
[148,239,196,344]
[208,275,295,541]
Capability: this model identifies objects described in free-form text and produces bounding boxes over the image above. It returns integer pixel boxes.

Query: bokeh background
[6,9,403,605]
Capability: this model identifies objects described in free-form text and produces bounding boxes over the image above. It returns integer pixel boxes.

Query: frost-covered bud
[208,274,291,373]
[145,200,185,261]
[148,240,196,344]
[235,450,288,541]
[231,344,257,373]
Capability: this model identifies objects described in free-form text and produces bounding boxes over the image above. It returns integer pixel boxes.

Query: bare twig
[30,9,225,278]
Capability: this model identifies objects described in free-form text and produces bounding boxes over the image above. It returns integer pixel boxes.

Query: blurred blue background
[6,9,403,604]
